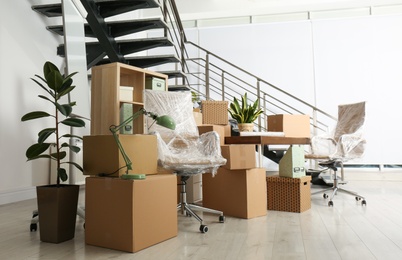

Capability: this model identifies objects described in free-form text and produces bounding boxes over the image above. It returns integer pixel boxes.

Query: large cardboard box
[201,100,229,125]
[267,114,310,138]
[85,175,177,253]
[198,124,225,146]
[202,168,267,219]
[266,175,311,213]
[221,144,256,170]
[83,134,158,177]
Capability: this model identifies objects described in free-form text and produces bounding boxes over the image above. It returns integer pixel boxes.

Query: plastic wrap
[144,90,227,176]
[310,101,366,161]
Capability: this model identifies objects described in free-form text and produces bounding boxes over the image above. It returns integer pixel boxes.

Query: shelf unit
[90,62,168,135]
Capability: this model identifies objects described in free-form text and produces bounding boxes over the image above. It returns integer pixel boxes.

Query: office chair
[306,101,367,207]
[144,90,227,233]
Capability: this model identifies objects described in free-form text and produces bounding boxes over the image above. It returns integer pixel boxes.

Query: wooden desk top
[225,135,310,145]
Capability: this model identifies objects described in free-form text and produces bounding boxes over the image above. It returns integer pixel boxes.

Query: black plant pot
[36,184,79,243]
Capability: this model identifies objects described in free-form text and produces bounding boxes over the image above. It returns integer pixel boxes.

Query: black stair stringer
[80,0,126,64]
[263,145,285,164]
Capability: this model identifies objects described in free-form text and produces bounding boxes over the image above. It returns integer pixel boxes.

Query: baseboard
[0,187,36,206]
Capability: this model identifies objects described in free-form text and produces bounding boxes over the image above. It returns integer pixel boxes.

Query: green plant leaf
[46,70,64,91]
[61,142,81,153]
[21,111,51,121]
[50,151,67,160]
[63,161,83,172]
[31,77,55,98]
[58,85,75,99]
[58,168,68,182]
[27,154,52,161]
[60,104,72,117]
[60,134,83,140]
[61,118,86,127]
[38,128,56,143]
[26,143,51,159]
[56,102,67,116]
[43,61,60,78]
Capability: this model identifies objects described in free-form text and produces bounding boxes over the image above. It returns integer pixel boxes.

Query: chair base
[312,160,367,207]
[177,175,225,233]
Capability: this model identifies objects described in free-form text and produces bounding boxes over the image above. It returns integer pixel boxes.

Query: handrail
[158,0,336,134]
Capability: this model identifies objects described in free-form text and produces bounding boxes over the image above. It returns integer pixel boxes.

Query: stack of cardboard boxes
[200,101,268,219]
[266,115,312,213]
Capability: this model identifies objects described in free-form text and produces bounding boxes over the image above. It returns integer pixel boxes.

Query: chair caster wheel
[219,215,225,223]
[200,225,208,233]
[323,193,328,199]
[185,212,192,217]
[355,197,361,201]
[328,201,334,207]
[30,223,37,232]
[362,200,367,206]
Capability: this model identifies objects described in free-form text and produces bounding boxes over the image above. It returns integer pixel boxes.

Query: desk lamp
[109,108,175,180]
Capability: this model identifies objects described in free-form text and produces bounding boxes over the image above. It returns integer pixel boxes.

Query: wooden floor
[1,170,402,260]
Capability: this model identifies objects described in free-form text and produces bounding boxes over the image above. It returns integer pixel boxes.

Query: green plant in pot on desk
[228,92,263,132]
[21,61,86,243]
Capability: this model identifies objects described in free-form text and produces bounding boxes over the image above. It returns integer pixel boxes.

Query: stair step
[157,70,187,79]
[168,85,191,91]
[99,55,180,68]
[32,0,159,18]
[48,18,168,38]
[58,37,173,57]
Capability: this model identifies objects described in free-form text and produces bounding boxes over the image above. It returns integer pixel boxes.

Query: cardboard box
[201,100,228,125]
[221,145,256,170]
[202,168,267,219]
[279,145,306,178]
[193,111,203,126]
[267,114,310,138]
[85,175,177,253]
[83,134,158,177]
[198,124,225,146]
[266,175,311,213]
[223,124,231,137]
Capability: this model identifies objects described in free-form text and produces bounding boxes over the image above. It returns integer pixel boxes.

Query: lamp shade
[156,115,176,130]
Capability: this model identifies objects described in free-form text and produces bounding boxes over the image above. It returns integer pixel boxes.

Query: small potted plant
[21,61,86,243]
[228,92,263,132]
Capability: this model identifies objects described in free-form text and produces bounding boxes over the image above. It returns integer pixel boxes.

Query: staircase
[32,0,184,79]
[31,0,337,164]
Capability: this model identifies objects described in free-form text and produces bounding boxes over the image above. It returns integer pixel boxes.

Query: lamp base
[121,174,146,180]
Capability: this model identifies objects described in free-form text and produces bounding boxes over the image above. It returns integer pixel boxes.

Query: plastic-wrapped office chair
[144,90,227,233]
[305,101,367,206]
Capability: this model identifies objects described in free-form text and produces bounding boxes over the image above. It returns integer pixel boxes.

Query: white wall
[192,15,402,165]
[0,1,65,204]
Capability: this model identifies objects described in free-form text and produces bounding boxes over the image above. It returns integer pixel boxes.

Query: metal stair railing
[158,0,337,135]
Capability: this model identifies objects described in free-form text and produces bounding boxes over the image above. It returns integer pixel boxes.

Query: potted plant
[228,92,263,132]
[21,61,86,243]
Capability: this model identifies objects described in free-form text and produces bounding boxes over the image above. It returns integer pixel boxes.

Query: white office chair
[144,89,227,233]
[306,101,367,207]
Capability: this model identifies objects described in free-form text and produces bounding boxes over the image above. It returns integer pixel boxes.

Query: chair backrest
[144,89,198,144]
[333,101,366,142]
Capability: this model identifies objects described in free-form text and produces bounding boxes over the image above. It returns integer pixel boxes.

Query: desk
[225,136,310,166]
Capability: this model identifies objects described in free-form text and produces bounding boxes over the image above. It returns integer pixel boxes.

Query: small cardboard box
[221,144,256,170]
[279,145,306,178]
[202,100,228,125]
[266,175,311,213]
[193,111,203,126]
[85,175,177,253]
[198,124,225,146]
[83,134,158,176]
[223,124,231,137]
[267,114,310,138]
[202,168,267,219]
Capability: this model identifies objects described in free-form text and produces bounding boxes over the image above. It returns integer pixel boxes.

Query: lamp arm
[109,108,146,174]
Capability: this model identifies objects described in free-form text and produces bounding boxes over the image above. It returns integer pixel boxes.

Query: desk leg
[256,144,263,167]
